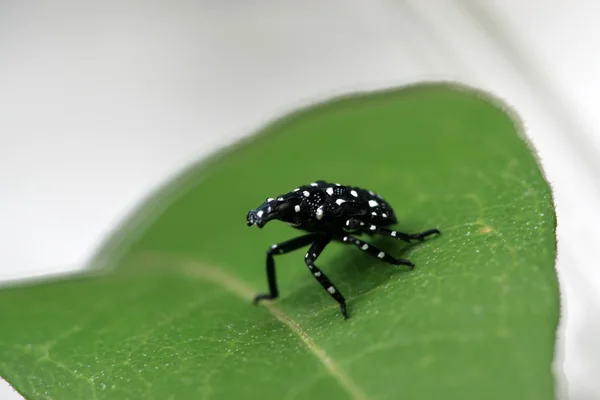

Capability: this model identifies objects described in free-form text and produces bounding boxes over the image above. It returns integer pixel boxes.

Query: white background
[1,1,599,399]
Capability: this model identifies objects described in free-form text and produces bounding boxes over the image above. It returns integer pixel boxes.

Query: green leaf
[0,83,559,400]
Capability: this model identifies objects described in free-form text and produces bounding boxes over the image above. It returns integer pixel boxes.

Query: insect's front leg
[253,233,318,305]
[303,236,349,319]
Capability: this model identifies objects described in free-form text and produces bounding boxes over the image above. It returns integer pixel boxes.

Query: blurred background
[1,1,599,399]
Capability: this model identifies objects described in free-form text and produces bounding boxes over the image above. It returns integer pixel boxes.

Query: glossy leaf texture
[0,83,559,400]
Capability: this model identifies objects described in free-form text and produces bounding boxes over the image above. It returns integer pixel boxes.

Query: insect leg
[338,234,416,269]
[253,233,319,304]
[347,219,440,243]
[304,236,349,319]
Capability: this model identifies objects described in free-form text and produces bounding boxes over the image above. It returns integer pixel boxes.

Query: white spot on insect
[360,222,365,226]
[350,190,358,197]
[277,197,284,201]
[343,236,349,242]
[361,244,368,250]
[326,187,334,196]
[267,198,274,202]
[327,286,336,294]
[293,188,300,192]
[294,205,301,212]
[391,231,397,237]
[316,206,324,220]
[303,191,310,197]
[310,182,318,187]
[382,213,388,218]
[267,206,272,212]
[369,191,376,196]
[377,251,385,258]
[370,225,376,230]
[257,210,264,218]
[336,199,346,205]
[371,212,377,216]
[345,220,351,226]
[271,244,278,249]
[314,271,321,277]
[335,183,341,186]
[368,200,379,208]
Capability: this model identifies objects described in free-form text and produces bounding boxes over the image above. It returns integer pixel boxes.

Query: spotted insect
[246,180,440,319]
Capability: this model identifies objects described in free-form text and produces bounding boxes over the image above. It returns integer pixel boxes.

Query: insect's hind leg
[304,236,349,319]
[346,218,440,243]
[381,227,440,242]
[254,233,318,304]
[338,234,415,269]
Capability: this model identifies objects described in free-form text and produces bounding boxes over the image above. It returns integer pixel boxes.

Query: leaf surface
[0,83,559,400]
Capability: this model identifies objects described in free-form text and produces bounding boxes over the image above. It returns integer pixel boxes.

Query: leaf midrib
[143,252,370,400]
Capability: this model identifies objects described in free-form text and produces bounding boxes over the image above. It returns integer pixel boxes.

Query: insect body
[246,180,440,319]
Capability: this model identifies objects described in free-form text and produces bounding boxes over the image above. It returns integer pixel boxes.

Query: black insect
[246,180,440,319]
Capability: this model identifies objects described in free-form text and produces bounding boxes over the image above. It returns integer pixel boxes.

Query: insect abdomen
[349,186,397,226]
